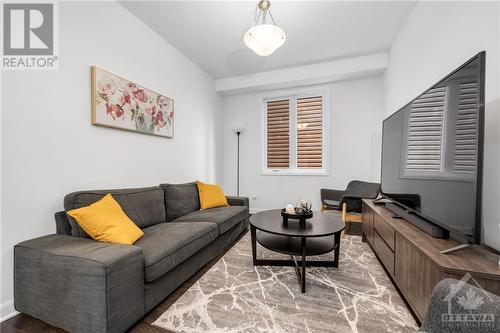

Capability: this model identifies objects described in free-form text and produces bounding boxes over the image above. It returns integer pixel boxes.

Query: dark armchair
[320,180,380,213]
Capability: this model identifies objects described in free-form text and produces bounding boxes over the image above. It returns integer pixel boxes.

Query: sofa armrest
[226,196,249,208]
[14,234,144,333]
[320,188,345,202]
[54,210,72,235]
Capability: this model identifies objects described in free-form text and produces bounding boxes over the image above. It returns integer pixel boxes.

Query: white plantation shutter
[297,96,323,168]
[264,92,327,173]
[453,81,478,173]
[405,86,447,172]
[266,100,290,168]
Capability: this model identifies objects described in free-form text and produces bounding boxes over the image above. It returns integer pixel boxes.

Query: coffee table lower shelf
[250,227,341,293]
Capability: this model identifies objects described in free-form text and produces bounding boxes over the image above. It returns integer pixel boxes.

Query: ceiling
[121,1,416,79]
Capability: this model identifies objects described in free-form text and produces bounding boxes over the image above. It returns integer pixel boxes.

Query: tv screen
[381,52,485,244]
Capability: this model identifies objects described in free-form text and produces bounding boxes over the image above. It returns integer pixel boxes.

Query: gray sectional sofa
[14,183,249,333]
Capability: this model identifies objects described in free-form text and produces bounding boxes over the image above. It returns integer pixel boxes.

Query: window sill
[261,169,330,176]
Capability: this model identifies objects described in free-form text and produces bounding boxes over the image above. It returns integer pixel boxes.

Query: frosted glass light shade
[244,24,286,56]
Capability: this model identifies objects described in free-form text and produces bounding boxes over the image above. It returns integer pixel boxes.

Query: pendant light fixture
[244,0,286,56]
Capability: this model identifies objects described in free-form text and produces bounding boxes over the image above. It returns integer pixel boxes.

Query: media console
[362,199,500,323]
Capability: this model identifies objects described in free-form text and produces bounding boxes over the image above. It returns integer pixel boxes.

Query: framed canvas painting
[91,66,174,138]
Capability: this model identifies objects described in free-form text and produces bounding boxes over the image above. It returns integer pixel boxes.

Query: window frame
[261,87,330,176]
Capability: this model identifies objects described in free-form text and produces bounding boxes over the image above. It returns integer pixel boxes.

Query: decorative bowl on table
[281,208,313,219]
[281,206,313,228]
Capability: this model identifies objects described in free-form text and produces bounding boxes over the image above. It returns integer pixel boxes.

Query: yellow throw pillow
[67,193,144,245]
[196,181,229,210]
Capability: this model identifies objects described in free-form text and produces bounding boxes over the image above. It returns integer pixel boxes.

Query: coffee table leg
[301,237,306,293]
[251,224,257,266]
[333,232,341,268]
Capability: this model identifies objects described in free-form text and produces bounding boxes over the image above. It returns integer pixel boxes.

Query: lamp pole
[236,131,241,196]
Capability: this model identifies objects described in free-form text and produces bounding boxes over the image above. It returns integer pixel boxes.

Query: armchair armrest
[15,234,144,333]
[320,188,345,202]
[339,194,365,213]
[226,196,249,208]
[339,193,365,201]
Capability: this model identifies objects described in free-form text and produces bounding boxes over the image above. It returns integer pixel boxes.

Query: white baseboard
[1,299,18,322]
[249,208,267,214]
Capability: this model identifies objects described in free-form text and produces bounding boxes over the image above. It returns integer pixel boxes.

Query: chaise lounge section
[14,183,249,333]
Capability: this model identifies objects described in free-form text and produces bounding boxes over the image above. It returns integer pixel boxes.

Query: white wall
[383,1,500,250]
[1,1,222,320]
[222,77,383,211]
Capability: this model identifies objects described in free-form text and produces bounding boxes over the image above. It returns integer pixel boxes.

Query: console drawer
[373,231,394,276]
[373,214,395,250]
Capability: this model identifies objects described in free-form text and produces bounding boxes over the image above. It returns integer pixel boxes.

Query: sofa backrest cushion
[159,182,200,221]
[64,186,166,238]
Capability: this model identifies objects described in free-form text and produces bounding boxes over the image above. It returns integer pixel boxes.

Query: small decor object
[281,199,313,228]
[196,181,229,209]
[295,198,313,214]
[244,0,286,56]
[91,66,174,138]
[285,204,295,214]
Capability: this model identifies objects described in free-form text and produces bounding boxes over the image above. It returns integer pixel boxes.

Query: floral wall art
[91,66,174,138]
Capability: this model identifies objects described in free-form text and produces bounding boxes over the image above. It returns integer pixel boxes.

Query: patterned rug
[153,232,418,333]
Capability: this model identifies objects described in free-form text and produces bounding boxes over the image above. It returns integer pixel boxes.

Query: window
[266,99,290,168]
[297,96,323,168]
[263,90,328,175]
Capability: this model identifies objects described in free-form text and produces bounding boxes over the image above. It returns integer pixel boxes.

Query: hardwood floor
[1,231,248,333]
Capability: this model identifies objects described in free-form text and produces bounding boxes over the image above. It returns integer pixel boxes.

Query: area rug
[153,233,418,333]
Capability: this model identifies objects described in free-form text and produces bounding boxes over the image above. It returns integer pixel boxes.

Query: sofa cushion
[135,222,218,282]
[174,206,248,235]
[196,181,229,210]
[64,187,165,238]
[67,194,144,245]
[159,182,200,221]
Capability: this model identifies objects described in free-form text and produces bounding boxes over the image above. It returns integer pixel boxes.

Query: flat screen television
[381,52,485,244]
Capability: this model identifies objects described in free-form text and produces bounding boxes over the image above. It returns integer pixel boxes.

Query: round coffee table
[250,209,345,293]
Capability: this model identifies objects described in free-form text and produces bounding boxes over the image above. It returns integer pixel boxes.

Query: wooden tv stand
[362,199,500,323]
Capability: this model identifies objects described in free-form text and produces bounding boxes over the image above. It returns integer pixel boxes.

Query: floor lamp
[234,128,244,196]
